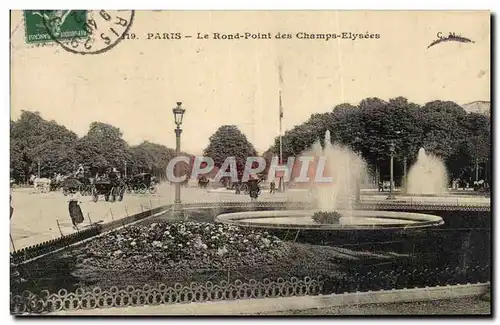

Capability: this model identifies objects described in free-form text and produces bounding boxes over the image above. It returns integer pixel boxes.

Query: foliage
[418,100,467,159]
[203,125,258,181]
[9,111,191,182]
[10,111,78,181]
[311,211,343,224]
[128,141,175,177]
[271,97,490,183]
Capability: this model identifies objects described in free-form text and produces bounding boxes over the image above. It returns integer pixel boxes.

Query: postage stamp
[23,10,88,44]
[23,10,134,55]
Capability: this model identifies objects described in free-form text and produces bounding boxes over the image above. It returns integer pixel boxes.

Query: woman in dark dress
[10,194,13,219]
[68,189,84,230]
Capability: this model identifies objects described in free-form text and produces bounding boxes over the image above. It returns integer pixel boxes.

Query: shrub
[311,211,343,224]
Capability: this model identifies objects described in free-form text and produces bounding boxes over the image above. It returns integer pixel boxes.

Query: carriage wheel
[149,185,157,194]
[138,183,147,194]
[104,193,110,201]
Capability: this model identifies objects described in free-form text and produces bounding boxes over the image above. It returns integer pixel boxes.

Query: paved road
[9,184,299,251]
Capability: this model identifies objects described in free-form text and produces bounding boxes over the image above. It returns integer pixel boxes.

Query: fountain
[407,148,448,196]
[216,132,444,232]
[308,130,367,215]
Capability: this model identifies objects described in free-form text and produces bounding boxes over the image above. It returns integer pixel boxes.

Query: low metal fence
[11,264,490,314]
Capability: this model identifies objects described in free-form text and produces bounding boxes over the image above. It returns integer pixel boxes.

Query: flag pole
[279,91,284,192]
[279,91,283,166]
[278,62,285,192]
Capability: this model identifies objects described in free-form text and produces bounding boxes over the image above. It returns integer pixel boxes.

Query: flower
[217,246,228,256]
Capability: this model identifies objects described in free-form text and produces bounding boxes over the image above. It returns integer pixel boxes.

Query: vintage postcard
[10,10,491,316]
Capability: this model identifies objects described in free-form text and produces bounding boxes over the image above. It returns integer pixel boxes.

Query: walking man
[270,180,276,194]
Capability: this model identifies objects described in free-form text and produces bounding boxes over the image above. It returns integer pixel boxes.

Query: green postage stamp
[23,10,88,44]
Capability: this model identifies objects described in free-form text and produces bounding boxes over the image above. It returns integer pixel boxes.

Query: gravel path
[259,297,491,315]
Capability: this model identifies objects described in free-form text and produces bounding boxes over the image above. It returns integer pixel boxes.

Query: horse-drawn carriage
[247,178,261,200]
[228,175,264,196]
[91,178,126,202]
[61,176,93,196]
[126,173,157,194]
[198,176,210,189]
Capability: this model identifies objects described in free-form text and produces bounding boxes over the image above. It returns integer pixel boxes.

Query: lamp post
[353,134,362,204]
[172,102,186,205]
[475,157,479,182]
[403,155,407,193]
[387,141,396,200]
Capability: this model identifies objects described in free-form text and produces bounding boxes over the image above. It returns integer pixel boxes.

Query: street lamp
[387,141,396,200]
[353,133,362,204]
[173,102,186,205]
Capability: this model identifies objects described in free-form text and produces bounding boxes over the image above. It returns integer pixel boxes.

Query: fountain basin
[216,210,444,231]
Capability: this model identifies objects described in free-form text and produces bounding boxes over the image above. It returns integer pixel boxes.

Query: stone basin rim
[215,210,444,230]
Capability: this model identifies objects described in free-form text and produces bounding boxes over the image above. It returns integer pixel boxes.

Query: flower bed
[69,221,353,289]
[80,222,284,269]
[12,221,413,295]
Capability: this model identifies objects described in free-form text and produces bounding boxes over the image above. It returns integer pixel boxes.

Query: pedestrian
[10,194,13,219]
[270,180,276,194]
[68,189,84,230]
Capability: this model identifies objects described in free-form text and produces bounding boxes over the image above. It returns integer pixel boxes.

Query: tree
[76,122,131,171]
[329,103,363,149]
[261,146,276,179]
[447,113,491,181]
[463,113,490,163]
[418,100,467,159]
[272,111,333,162]
[266,96,485,185]
[129,141,175,178]
[10,111,185,181]
[203,125,257,181]
[10,111,78,180]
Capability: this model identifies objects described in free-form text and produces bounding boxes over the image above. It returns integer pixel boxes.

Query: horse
[32,177,51,193]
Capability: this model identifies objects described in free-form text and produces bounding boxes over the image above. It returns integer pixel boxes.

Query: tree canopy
[10,111,183,182]
[270,97,491,183]
[203,125,258,180]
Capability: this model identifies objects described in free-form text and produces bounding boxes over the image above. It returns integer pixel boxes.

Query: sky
[10,11,490,154]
